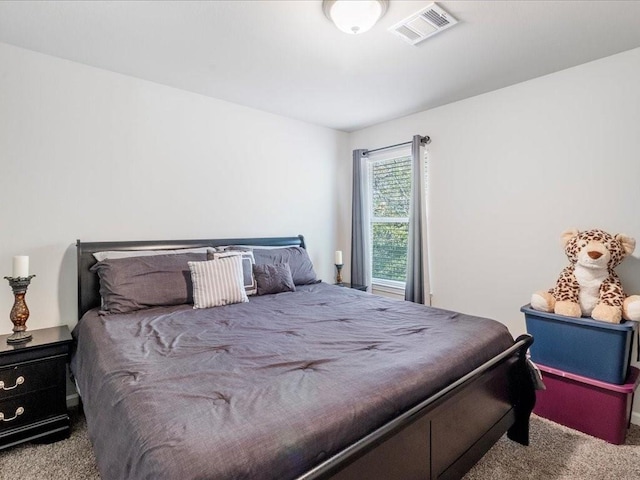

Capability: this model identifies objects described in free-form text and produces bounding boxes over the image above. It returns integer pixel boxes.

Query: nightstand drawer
[0,326,72,449]
[0,387,65,432]
[0,357,66,400]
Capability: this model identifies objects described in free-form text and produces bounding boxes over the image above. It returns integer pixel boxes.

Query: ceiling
[1,1,640,132]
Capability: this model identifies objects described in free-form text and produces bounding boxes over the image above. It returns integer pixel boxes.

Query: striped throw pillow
[188,256,248,308]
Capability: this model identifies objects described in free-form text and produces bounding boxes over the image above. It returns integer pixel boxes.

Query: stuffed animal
[531,228,640,323]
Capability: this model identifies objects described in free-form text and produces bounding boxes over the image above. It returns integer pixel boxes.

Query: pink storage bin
[534,364,640,444]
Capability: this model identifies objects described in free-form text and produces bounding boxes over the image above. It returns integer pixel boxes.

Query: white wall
[346,46,640,334]
[0,42,347,333]
[4,39,640,422]
[344,46,640,421]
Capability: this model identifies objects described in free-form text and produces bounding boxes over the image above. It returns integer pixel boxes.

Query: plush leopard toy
[531,228,640,323]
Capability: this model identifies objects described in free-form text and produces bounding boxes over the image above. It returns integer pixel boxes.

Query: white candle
[335,250,343,265]
[13,256,29,278]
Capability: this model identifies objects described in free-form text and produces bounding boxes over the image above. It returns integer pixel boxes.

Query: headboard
[76,235,306,319]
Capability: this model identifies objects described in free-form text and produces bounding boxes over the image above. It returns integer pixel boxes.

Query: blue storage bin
[521,304,637,384]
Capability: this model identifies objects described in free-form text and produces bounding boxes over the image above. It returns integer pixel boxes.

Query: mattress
[71,282,513,480]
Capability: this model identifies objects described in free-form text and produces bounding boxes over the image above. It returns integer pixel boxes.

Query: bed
[71,235,534,480]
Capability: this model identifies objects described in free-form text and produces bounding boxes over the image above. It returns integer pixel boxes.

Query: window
[368,149,412,288]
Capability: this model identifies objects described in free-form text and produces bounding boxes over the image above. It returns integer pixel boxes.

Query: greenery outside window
[368,149,412,288]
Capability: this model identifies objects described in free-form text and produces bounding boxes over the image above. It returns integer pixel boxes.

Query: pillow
[189,256,248,308]
[252,247,319,286]
[91,252,207,314]
[93,247,209,262]
[207,250,257,296]
[253,264,296,296]
[222,245,287,251]
[215,246,252,252]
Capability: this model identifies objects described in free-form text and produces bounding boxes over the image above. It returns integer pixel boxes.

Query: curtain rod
[363,135,431,156]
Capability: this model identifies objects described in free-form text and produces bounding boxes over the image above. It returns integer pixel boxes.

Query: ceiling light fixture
[323,0,389,35]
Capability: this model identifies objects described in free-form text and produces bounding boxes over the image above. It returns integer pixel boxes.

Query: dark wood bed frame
[76,235,534,480]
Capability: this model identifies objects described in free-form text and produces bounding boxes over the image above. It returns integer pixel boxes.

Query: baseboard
[631,411,640,426]
[66,366,80,409]
[66,392,80,409]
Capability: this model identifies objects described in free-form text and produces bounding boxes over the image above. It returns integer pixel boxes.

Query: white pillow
[218,245,289,251]
[93,247,209,262]
[188,256,248,308]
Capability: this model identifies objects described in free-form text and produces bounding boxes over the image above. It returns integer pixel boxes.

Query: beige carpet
[0,409,99,480]
[464,415,640,480]
[1,411,639,479]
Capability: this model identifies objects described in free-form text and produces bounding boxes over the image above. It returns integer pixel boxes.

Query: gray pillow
[253,263,296,296]
[207,250,257,296]
[252,247,319,286]
[93,247,209,262]
[91,252,207,314]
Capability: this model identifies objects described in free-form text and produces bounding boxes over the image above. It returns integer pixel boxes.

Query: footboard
[299,334,534,480]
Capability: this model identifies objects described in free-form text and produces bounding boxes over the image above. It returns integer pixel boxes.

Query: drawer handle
[0,376,25,391]
[0,407,24,422]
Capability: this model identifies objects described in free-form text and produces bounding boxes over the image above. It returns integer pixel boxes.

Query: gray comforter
[71,283,513,480]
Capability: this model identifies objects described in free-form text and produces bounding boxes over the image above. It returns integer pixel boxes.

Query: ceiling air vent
[389,3,458,46]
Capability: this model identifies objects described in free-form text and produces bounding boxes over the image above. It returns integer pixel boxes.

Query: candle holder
[335,264,343,284]
[4,275,35,344]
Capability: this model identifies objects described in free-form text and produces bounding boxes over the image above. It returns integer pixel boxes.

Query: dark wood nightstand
[0,326,72,450]
[335,283,368,292]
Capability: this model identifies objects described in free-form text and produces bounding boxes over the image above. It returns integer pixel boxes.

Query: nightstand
[0,326,72,450]
[335,283,368,292]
